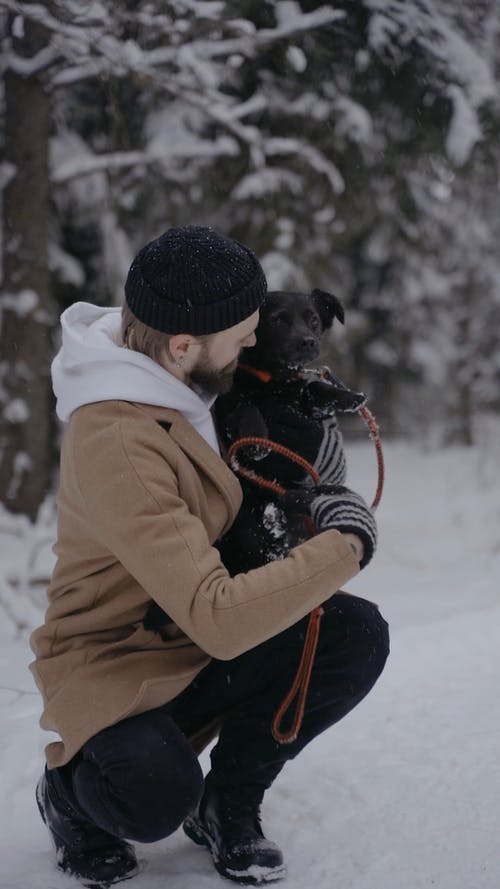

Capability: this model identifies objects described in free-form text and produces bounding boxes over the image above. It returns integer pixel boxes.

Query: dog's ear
[311,289,345,329]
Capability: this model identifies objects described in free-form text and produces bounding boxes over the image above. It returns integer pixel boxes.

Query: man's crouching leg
[36,707,204,886]
[182,593,389,885]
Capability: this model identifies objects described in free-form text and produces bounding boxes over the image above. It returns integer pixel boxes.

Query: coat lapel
[135,404,242,526]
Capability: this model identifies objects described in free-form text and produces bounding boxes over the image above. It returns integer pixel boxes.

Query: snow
[50,109,237,191]
[334,97,374,145]
[48,243,85,288]
[261,251,309,291]
[145,104,238,167]
[0,289,39,321]
[265,139,345,194]
[1,432,499,889]
[286,46,307,73]
[0,161,17,191]
[50,132,107,203]
[5,42,60,77]
[233,168,303,200]
[5,452,32,503]
[12,14,24,39]
[366,0,496,165]
[3,398,29,424]
[446,84,482,166]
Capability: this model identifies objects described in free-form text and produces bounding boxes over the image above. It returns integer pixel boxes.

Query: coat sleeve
[74,415,360,660]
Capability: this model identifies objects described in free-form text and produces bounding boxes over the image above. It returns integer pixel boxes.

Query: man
[31,225,389,887]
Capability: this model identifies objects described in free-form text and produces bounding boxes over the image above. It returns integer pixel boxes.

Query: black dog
[214,289,373,575]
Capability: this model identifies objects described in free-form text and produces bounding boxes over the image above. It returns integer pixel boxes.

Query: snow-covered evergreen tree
[1,0,500,518]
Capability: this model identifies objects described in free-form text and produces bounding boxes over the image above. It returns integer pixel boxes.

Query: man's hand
[341,532,365,564]
[278,485,374,569]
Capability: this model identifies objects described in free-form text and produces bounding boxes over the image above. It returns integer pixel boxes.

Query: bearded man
[31,225,388,887]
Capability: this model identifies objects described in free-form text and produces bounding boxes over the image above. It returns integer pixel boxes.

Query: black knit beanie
[124,225,267,335]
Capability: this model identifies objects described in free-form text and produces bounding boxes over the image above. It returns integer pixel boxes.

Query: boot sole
[183,815,286,885]
[36,778,141,889]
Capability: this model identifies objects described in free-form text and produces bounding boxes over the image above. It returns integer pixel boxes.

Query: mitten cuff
[311,489,377,569]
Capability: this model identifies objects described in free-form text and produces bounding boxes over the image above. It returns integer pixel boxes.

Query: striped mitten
[310,485,377,569]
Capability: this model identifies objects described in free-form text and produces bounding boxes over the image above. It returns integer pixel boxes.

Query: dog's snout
[298,335,319,361]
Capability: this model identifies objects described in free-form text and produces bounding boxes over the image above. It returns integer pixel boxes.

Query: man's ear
[311,289,345,329]
[169,333,196,363]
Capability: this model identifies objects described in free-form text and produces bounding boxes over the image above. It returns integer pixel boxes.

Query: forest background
[1,9,499,887]
[1,0,499,532]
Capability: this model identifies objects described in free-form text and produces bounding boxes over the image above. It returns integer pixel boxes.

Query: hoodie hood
[52,302,220,453]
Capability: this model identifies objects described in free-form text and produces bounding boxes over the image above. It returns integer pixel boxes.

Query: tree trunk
[0,17,53,521]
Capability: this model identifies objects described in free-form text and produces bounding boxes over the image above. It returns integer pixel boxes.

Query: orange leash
[359,406,384,510]
[227,437,321,495]
[271,604,324,743]
[227,405,384,745]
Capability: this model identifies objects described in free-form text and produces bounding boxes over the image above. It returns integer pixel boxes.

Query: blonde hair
[121,303,174,364]
[121,303,212,365]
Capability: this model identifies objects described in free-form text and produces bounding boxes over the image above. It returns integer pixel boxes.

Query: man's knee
[117,747,204,843]
[323,592,390,680]
[75,731,204,843]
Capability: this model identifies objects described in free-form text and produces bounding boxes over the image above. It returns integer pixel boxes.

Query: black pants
[51,593,389,844]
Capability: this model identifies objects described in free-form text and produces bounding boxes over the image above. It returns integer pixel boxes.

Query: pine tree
[1,0,500,520]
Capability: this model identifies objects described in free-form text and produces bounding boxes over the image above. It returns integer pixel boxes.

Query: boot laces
[218,788,265,843]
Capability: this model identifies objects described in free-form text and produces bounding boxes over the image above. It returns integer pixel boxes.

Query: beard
[189,344,238,395]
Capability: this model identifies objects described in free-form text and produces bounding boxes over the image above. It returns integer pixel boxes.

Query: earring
[174,356,184,368]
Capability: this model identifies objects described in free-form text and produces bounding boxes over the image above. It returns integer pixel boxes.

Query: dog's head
[241,288,344,372]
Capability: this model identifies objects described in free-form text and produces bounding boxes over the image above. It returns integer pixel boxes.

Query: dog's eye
[269,312,290,326]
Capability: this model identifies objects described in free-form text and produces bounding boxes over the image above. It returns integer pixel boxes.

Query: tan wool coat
[30,400,359,768]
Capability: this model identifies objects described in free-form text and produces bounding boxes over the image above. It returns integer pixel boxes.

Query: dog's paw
[278,487,317,513]
[242,442,272,461]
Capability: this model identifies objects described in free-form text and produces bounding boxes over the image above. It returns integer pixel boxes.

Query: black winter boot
[183,773,286,885]
[36,770,139,888]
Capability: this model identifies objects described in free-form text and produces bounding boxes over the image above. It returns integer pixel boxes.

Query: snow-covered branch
[4,0,346,90]
[0,0,109,38]
[225,93,268,122]
[266,137,345,194]
[201,7,346,58]
[3,40,60,76]
[118,6,346,72]
[366,0,496,107]
[51,135,238,184]
[50,57,109,86]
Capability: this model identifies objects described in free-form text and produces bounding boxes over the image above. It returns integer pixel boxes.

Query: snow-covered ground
[1,429,499,889]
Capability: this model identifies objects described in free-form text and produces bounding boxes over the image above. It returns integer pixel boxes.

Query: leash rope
[227,391,384,745]
[226,437,321,495]
[271,603,324,744]
[359,405,384,510]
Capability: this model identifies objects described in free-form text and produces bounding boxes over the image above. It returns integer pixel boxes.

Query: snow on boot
[36,771,139,888]
[183,774,286,885]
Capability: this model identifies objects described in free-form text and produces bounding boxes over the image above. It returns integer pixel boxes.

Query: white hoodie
[52,302,220,453]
